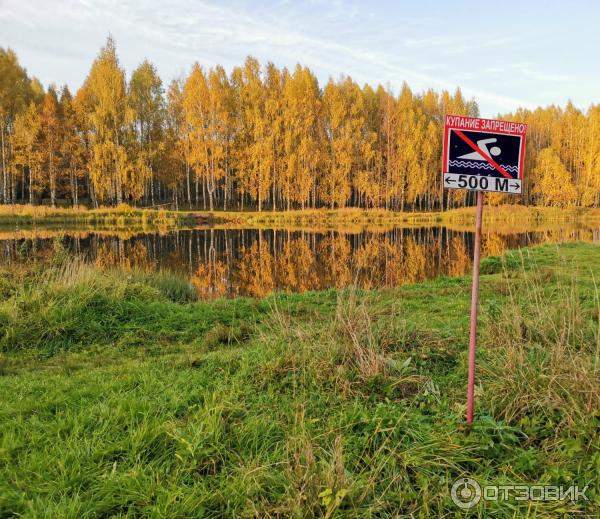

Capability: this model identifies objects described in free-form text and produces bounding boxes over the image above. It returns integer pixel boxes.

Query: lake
[1,224,598,298]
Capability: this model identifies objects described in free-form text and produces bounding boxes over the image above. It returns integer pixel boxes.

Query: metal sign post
[442,115,527,427]
[466,190,483,426]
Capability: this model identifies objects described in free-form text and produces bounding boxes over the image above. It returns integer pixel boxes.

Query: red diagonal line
[454,129,512,179]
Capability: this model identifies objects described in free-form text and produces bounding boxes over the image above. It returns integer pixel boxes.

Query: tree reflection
[1,225,598,298]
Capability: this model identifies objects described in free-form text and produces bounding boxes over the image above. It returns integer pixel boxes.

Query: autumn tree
[208,66,234,211]
[282,65,320,209]
[183,63,209,207]
[59,86,87,206]
[80,36,138,204]
[166,78,190,207]
[390,83,420,211]
[234,57,271,211]
[183,63,232,210]
[263,62,285,210]
[128,60,164,205]
[581,105,600,206]
[0,48,37,203]
[532,147,577,206]
[3,45,598,212]
[11,102,41,203]
[321,77,364,208]
[353,84,380,208]
[38,86,60,206]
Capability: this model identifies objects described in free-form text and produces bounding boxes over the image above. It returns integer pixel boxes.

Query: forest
[1,37,599,212]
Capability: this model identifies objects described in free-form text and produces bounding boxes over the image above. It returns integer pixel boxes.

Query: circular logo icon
[451,477,481,509]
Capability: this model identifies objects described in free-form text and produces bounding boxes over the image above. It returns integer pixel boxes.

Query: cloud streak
[1,0,596,115]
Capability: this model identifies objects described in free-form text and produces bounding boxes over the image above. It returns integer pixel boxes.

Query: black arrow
[445,177,455,184]
[510,183,519,189]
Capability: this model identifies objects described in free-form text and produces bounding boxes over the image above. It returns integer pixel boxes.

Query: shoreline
[0,204,599,230]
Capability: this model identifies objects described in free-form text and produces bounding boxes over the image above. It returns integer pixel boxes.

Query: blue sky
[1,0,598,116]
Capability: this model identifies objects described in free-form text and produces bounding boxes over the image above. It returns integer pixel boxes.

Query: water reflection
[1,226,599,298]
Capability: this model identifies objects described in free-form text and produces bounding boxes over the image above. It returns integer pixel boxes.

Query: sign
[443,115,527,194]
[441,116,527,427]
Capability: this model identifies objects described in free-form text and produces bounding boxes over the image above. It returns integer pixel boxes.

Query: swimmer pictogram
[458,138,501,161]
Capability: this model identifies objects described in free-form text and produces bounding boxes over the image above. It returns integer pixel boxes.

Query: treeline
[1,37,599,210]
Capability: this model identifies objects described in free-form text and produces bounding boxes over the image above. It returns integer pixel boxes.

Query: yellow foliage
[2,42,599,212]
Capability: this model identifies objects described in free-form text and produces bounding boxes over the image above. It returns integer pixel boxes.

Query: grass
[0,203,198,230]
[2,203,600,234]
[189,205,600,232]
[0,243,598,516]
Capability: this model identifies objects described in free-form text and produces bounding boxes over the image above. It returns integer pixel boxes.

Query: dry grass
[0,202,181,216]
[481,249,600,432]
[2,203,600,237]
[258,287,428,402]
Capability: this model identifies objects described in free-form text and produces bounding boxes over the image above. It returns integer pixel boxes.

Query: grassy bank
[204,205,600,234]
[0,244,598,516]
[208,204,600,227]
[2,203,600,233]
[0,204,199,230]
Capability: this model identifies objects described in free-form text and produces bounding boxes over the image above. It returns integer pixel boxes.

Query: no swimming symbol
[450,129,519,179]
[443,115,526,194]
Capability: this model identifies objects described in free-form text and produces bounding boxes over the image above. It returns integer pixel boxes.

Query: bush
[480,253,521,274]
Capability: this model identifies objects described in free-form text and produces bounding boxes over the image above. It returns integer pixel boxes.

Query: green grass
[0,244,598,517]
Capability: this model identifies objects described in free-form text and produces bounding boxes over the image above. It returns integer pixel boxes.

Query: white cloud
[1,0,593,115]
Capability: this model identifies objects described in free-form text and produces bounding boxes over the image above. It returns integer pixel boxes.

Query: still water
[1,225,598,298]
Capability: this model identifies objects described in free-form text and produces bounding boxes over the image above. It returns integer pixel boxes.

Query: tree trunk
[21,165,25,202]
[50,151,56,207]
[150,166,155,206]
[186,161,191,206]
[1,124,7,204]
[70,170,75,207]
[29,161,33,205]
[208,178,214,211]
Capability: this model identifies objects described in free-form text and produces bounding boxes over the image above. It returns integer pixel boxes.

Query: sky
[1,0,599,117]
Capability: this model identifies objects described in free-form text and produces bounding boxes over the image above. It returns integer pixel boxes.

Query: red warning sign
[443,115,527,194]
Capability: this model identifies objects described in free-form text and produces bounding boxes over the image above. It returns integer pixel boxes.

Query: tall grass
[481,249,600,432]
[0,203,196,228]
[0,257,254,355]
[0,244,597,516]
[3,203,600,231]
